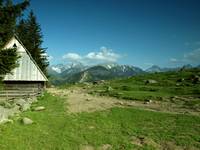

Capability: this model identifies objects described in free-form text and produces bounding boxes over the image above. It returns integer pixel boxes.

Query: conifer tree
[17,10,49,76]
[0,0,29,80]
[0,0,29,46]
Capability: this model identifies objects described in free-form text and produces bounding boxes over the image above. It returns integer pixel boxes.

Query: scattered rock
[88,126,95,129]
[99,80,105,84]
[22,117,33,125]
[144,99,153,104]
[192,75,200,84]
[0,110,10,124]
[83,82,90,86]
[4,119,14,124]
[145,79,158,84]
[130,136,143,146]
[161,141,183,150]
[20,103,31,112]
[107,86,113,91]
[80,145,94,150]
[130,136,161,149]
[177,78,184,82]
[0,105,20,124]
[183,111,190,114]
[50,85,55,88]
[0,101,14,109]
[27,97,38,103]
[98,144,112,150]
[15,98,26,106]
[86,98,91,101]
[157,96,163,101]
[0,118,14,124]
[125,103,134,107]
[0,97,38,124]
[171,96,180,99]
[0,112,7,124]
[115,101,124,105]
[92,81,99,85]
[34,106,45,111]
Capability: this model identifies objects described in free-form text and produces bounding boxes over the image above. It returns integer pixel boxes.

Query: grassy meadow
[88,69,200,107]
[0,92,199,149]
[0,69,200,149]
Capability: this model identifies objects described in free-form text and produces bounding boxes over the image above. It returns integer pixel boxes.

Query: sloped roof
[3,35,48,81]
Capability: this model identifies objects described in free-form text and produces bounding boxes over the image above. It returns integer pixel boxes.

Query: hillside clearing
[48,87,200,115]
[0,92,199,150]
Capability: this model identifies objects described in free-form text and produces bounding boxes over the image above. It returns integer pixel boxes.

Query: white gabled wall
[3,36,48,81]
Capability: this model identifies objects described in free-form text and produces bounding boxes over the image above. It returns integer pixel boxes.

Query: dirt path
[47,87,200,115]
[48,87,136,113]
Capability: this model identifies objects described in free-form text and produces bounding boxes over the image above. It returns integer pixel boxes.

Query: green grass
[0,92,200,150]
[88,69,200,102]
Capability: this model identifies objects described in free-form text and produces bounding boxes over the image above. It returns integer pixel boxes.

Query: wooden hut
[0,35,48,97]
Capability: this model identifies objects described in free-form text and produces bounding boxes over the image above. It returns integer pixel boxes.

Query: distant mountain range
[48,63,199,85]
[48,63,144,84]
[145,65,177,73]
[48,63,86,75]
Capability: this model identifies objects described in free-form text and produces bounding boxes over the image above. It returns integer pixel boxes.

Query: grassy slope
[89,69,200,101]
[0,92,199,150]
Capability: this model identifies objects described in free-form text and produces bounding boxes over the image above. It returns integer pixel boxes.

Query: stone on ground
[0,105,20,124]
[34,106,45,111]
[80,145,94,150]
[145,79,158,84]
[22,117,33,125]
[88,126,95,129]
[0,97,38,124]
[15,98,26,106]
[27,97,38,103]
[20,103,31,112]
[98,144,112,150]
[130,136,161,149]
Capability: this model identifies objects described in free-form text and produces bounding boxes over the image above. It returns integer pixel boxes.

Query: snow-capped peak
[51,66,62,73]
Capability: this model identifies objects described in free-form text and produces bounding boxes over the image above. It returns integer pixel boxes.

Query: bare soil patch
[48,87,131,113]
[47,87,200,115]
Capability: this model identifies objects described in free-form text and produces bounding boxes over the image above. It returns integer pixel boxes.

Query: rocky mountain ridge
[48,63,199,85]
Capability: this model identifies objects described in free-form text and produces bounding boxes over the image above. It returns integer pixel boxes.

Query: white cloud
[144,62,154,66]
[85,47,120,62]
[169,58,178,63]
[48,55,53,61]
[62,53,82,61]
[62,47,121,65]
[40,53,53,61]
[184,48,200,63]
[184,42,190,46]
[195,41,200,45]
[169,48,200,64]
[184,41,200,46]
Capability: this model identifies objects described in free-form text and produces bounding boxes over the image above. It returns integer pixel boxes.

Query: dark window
[13,43,17,48]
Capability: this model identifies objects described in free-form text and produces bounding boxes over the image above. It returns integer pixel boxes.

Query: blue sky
[14,0,200,69]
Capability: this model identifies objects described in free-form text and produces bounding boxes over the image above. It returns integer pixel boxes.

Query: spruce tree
[0,0,29,46]
[17,10,49,76]
[0,0,29,81]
